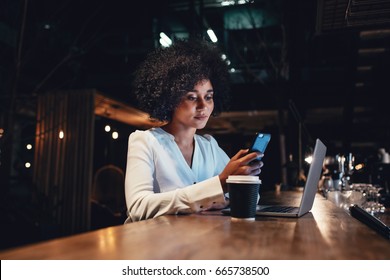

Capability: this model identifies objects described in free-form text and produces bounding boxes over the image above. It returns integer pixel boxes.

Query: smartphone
[248,133,271,162]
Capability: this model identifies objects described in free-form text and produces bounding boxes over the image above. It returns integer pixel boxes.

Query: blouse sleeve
[124,131,228,222]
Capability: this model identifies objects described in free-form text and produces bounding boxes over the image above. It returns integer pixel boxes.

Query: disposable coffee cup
[227,175,261,221]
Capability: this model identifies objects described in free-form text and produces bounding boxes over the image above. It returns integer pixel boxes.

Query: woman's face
[171,79,214,130]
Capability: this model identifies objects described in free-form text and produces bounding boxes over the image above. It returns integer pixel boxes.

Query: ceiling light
[221,53,231,65]
[221,1,235,6]
[159,32,172,47]
[221,0,247,6]
[207,28,218,43]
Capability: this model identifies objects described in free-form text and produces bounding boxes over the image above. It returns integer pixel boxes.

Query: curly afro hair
[132,38,231,122]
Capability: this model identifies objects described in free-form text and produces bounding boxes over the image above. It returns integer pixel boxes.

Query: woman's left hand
[219,149,264,192]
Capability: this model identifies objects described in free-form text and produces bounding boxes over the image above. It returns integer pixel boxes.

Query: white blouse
[124,127,230,222]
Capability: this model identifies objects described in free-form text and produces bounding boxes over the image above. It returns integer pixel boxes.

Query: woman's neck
[162,123,196,145]
[162,123,196,167]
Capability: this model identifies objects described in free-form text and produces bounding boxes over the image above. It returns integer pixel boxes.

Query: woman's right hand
[219,149,264,193]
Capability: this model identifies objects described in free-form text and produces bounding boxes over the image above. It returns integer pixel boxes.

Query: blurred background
[1,0,389,249]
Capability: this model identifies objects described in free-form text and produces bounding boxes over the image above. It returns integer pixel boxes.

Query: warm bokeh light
[112,131,119,139]
[355,163,365,171]
[59,130,64,139]
[25,162,31,168]
[305,155,313,164]
[104,125,111,132]
[26,144,33,150]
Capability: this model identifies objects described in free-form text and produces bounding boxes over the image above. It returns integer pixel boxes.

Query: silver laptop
[222,138,327,218]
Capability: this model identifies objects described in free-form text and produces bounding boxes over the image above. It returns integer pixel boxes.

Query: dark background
[1,0,390,249]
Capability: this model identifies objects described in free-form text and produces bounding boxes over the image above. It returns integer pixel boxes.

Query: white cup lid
[226,175,261,184]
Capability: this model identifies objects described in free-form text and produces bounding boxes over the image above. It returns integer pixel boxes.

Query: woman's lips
[194,115,208,120]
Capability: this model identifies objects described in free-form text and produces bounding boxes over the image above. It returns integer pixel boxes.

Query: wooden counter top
[1,190,389,260]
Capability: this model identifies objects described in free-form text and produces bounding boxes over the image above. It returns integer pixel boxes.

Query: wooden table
[0,190,389,260]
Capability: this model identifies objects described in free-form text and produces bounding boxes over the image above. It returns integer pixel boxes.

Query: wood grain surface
[1,190,389,260]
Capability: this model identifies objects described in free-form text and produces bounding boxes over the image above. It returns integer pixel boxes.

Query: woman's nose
[197,99,207,109]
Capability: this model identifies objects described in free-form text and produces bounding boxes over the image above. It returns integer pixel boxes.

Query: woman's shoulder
[129,129,149,139]
[129,127,173,143]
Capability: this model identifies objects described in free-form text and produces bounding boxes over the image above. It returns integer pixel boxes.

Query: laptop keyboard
[259,206,298,213]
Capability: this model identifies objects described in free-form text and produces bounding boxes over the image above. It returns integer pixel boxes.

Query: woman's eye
[187,96,197,101]
[205,95,213,101]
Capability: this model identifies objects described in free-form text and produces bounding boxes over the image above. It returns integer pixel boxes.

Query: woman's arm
[124,131,227,222]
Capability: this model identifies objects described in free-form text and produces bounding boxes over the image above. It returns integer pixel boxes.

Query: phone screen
[249,133,271,161]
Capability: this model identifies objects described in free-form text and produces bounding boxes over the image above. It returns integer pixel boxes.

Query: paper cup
[227,175,261,221]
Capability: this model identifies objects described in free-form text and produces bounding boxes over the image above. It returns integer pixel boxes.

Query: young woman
[124,38,263,222]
